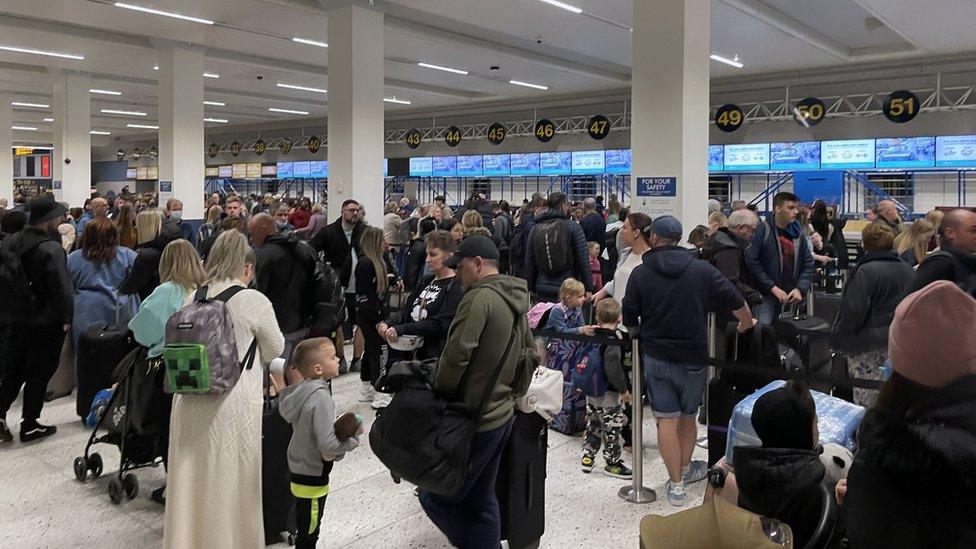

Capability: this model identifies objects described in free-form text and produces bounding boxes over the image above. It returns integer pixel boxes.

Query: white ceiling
[0,0,973,144]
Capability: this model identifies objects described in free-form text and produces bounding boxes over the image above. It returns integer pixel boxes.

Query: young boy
[580,298,633,479]
[279,338,363,549]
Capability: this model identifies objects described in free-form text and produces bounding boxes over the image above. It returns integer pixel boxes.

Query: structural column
[52,72,92,207]
[326,2,385,223]
[0,94,11,203]
[158,47,205,221]
[631,0,710,234]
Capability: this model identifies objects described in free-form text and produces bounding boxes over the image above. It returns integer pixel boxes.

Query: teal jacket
[128,281,188,357]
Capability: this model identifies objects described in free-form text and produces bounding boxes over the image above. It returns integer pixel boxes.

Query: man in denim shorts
[622,215,757,506]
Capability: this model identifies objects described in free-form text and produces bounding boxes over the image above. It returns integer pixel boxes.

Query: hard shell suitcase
[706,375,754,467]
[76,325,135,419]
[263,394,297,544]
[498,411,548,549]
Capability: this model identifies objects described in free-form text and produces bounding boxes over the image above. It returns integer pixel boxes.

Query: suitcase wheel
[287,532,296,546]
[73,457,88,482]
[88,453,103,478]
[122,474,139,500]
[108,477,123,504]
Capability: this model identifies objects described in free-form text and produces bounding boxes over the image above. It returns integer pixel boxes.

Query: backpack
[493,214,513,252]
[509,222,528,277]
[0,234,41,323]
[604,228,620,270]
[397,215,414,245]
[527,301,556,330]
[307,251,346,335]
[571,342,608,398]
[162,286,257,395]
[531,218,572,277]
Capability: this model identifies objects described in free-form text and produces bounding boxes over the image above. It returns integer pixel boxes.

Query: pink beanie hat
[889,280,976,388]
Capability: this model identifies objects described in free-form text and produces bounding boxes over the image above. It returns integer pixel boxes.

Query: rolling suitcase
[76,325,135,419]
[263,394,297,544]
[46,334,76,401]
[498,411,548,549]
[812,292,843,325]
[774,309,832,391]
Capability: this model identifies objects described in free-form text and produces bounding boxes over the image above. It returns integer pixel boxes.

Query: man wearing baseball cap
[622,215,757,506]
[0,194,74,444]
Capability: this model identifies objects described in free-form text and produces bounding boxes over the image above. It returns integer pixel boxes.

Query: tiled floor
[0,363,707,548]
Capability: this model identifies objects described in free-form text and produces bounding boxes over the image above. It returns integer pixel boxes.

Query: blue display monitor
[432,156,458,177]
[708,145,724,171]
[309,160,328,178]
[571,150,606,174]
[821,139,875,169]
[605,149,631,174]
[293,161,311,178]
[539,151,571,175]
[383,158,388,177]
[876,137,935,168]
[409,157,433,177]
[510,153,540,176]
[276,161,293,179]
[770,141,821,171]
[457,155,484,177]
[483,154,511,176]
[936,135,976,167]
[724,143,770,171]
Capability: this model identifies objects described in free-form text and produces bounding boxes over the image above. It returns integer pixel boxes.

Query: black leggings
[357,319,386,384]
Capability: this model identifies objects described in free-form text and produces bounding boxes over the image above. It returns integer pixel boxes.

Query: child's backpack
[571,342,608,398]
[162,286,257,395]
[527,301,556,330]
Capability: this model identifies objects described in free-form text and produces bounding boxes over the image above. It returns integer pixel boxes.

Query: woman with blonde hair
[925,209,945,251]
[116,203,138,249]
[119,209,182,300]
[894,219,936,267]
[707,211,728,235]
[461,208,483,230]
[164,230,284,548]
[196,204,223,245]
[355,226,398,408]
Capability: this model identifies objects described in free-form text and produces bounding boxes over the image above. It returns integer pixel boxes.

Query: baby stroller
[72,346,172,505]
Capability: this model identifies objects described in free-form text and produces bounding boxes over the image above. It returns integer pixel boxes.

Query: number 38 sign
[714,104,743,132]
[884,90,919,124]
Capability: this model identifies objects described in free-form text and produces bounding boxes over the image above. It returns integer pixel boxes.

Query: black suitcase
[774,311,833,391]
[262,395,297,544]
[498,412,548,549]
[706,375,753,466]
[75,325,135,419]
[812,292,843,325]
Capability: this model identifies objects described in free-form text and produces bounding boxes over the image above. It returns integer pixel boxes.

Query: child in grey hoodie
[279,337,362,549]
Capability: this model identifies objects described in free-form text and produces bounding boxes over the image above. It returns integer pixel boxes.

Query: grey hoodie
[278,379,359,483]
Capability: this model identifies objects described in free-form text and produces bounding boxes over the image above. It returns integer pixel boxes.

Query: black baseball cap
[444,235,499,268]
[27,195,67,226]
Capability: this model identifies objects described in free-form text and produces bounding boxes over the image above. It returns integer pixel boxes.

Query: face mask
[169,210,183,221]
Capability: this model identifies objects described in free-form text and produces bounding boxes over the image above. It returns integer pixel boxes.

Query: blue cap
[648,215,683,242]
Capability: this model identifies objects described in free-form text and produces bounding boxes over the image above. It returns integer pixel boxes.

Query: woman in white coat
[163,230,285,549]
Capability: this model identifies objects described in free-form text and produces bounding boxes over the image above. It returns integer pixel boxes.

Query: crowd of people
[0,185,974,549]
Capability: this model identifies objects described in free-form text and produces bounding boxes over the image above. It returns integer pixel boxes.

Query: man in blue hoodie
[745,192,814,325]
[524,192,593,300]
[622,215,756,507]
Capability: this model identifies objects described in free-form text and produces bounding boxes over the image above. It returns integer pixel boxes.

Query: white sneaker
[371,391,393,410]
[359,382,375,402]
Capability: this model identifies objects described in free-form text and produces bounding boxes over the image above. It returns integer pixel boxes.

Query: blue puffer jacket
[524,209,593,299]
[745,216,814,295]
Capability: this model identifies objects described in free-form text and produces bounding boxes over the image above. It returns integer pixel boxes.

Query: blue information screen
[539,151,571,175]
[876,137,935,168]
[821,139,875,169]
[457,155,483,177]
[571,150,606,174]
[432,156,458,177]
[936,135,976,167]
[511,153,540,176]
[276,162,293,178]
[309,160,328,178]
[724,143,770,171]
[293,161,311,178]
[409,157,433,177]
[708,145,724,172]
[483,154,511,176]
[770,141,821,171]
[383,158,388,177]
[605,149,631,174]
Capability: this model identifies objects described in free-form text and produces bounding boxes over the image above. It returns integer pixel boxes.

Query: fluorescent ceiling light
[101,108,147,117]
[204,118,228,123]
[710,54,743,68]
[11,102,49,108]
[89,88,122,96]
[12,145,52,150]
[538,0,583,14]
[203,100,225,106]
[203,72,220,79]
[126,123,159,130]
[153,65,159,71]
[43,118,54,122]
[0,45,85,60]
[418,62,468,75]
[113,3,214,25]
[276,83,327,94]
[12,126,37,131]
[383,97,412,105]
[292,37,328,48]
[509,79,549,90]
[269,107,309,115]
[89,130,112,135]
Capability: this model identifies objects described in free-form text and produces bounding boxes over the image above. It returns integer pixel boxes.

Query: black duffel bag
[369,324,519,497]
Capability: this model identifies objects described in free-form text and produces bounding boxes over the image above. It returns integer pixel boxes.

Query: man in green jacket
[420,235,537,549]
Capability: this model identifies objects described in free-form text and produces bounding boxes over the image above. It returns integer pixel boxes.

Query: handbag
[369,309,521,497]
[515,366,563,420]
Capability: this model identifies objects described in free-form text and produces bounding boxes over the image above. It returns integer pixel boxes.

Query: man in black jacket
[908,208,976,295]
[700,209,762,308]
[0,196,73,443]
[578,197,607,250]
[524,193,593,300]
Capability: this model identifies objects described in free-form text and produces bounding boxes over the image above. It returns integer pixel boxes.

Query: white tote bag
[516,365,563,420]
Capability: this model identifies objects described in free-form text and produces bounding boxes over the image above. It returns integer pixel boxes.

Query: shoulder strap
[476,287,521,414]
[213,285,247,303]
[194,285,209,301]
[241,338,258,370]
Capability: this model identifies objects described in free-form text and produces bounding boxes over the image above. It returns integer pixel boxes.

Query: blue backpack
[572,343,608,398]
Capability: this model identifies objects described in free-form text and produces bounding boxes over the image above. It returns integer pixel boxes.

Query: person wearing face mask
[165,198,193,241]
[0,195,74,444]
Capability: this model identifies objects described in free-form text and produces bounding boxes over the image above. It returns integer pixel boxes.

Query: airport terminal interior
[1,0,976,548]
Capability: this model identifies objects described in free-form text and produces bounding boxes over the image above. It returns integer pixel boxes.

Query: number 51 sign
[884,90,919,124]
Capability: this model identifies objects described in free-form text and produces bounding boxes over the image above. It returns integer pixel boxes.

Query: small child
[588,241,603,290]
[279,338,363,549]
[581,298,633,479]
[544,278,595,337]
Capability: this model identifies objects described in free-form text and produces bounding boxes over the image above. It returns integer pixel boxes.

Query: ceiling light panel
[383,97,412,105]
[126,123,159,130]
[11,145,52,150]
[43,118,54,122]
[90,89,122,96]
[89,130,112,135]
[101,109,147,117]
[204,118,228,123]
[418,62,468,75]
[203,101,225,106]
[12,126,37,131]
[538,0,583,14]
[0,45,85,60]
[277,83,327,94]
[203,72,220,79]
[293,37,328,48]
[114,3,214,25]
[509,79,549,90]
[710,54,743,68]
[268,107,309,115]
[11,102,49,108]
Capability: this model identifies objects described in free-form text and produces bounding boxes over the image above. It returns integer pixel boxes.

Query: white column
[327,3,384,224]
[52,72,92,207]
[158,47,205,220]
[0,94,11,203]
[631,0,710,235]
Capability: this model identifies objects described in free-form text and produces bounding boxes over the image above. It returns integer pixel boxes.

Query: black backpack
[304,246,345,334]
[531,218,572,276]
[509,222,528,277]
[0,233,41,323]
[493,214,513,252]
[604,228,620,271]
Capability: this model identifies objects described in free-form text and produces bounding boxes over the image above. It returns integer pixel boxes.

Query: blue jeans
[643,355,708,419]
[756,294,781,326]
[420,419,514,549]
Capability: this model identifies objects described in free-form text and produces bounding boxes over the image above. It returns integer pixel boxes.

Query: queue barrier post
[618,336,657,504]
[698,313,718,449]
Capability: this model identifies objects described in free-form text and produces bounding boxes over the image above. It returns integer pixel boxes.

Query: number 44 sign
[634,177,677,218]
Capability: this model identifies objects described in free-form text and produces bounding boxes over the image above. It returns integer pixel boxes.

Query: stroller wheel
[122,474,139,500]
[73,457,88,482]
[108,477,124,504]
[88,453,103,478]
